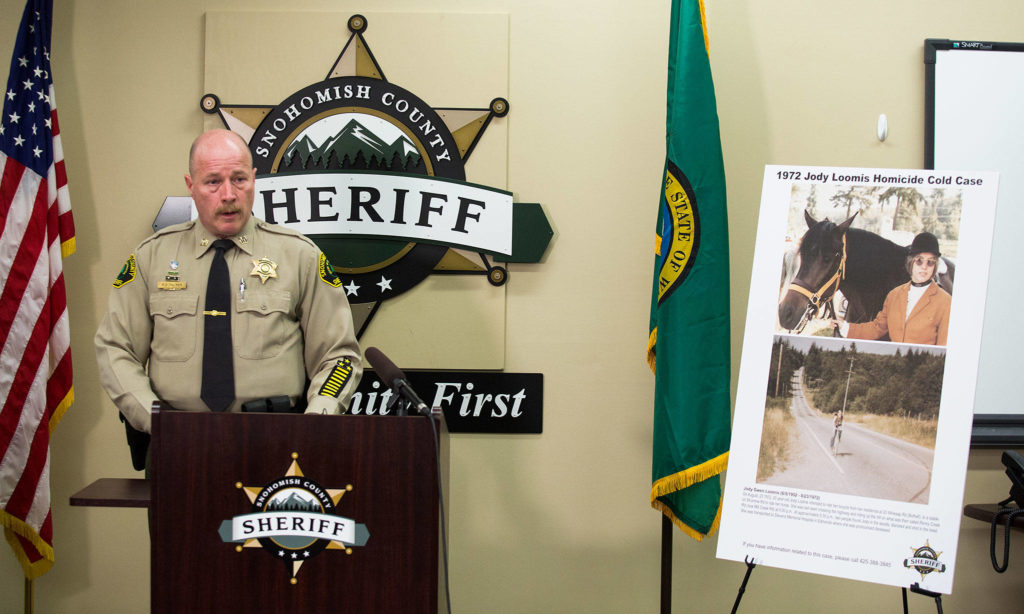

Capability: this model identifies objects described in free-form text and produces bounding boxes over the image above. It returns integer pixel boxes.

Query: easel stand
[727,557,945,613]
[729,557,757,614]
[902,583,943,614]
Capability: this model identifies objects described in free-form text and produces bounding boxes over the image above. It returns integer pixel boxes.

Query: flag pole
[660,515,672,613]
[25,578,34,614]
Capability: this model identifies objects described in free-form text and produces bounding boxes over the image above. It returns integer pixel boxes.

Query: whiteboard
[925,39,1024,446]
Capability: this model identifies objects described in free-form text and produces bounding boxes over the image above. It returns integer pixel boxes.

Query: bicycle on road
[830,411,843,456]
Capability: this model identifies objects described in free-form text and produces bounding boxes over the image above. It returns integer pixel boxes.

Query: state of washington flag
[647,0,730,541]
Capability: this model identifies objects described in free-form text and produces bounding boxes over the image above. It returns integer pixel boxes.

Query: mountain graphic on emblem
[266,492,321,512]
[282,119,423,173]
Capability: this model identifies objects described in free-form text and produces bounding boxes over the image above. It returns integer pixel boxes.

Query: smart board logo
[218,454,369,583]
[953,41,991,50]
[201,14,552,335]
[902,541,946,579]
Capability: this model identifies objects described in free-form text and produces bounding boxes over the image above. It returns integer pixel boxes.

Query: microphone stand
[382,380,429,417]
[365,346,450,610]
[383,386,409,416]
[386,388,451,612]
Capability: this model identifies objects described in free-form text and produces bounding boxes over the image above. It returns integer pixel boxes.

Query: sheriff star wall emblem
[189,14,552,337]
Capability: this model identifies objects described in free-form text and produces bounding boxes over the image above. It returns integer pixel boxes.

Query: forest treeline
[766,339,944,419]
[795,185,962,243]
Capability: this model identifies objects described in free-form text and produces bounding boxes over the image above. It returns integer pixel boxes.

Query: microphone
[364,347,430,416]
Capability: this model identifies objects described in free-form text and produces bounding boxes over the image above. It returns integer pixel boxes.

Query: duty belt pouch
[119,412,150,471]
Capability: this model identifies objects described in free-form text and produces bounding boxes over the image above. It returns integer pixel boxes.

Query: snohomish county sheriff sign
[154,14,552,338]
[150,14,550,434]
[218,455,369,583]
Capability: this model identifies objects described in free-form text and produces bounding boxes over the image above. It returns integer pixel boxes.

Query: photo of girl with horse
[832,232,952,345]
[777,184,960,343]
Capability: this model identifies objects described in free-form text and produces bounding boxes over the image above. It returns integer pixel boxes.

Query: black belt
[241,395,305,414]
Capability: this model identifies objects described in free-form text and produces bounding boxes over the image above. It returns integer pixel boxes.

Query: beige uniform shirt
[95,216,362,433]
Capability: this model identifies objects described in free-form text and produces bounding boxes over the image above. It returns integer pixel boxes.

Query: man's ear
[184,174,193,192]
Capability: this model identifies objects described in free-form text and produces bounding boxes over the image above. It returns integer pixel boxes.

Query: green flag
[647,0,730,541]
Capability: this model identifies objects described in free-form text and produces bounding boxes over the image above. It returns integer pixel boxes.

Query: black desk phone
[1002,450,1024,508]
[990,450,1024,572]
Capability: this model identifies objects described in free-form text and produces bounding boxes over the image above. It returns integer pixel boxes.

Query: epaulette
[255,219,318,249]
[135,219,196,251]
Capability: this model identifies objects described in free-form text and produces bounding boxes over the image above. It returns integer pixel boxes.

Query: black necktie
[201,239,235,412]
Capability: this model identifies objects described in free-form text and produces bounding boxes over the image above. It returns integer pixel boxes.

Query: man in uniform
[95,129,362,434]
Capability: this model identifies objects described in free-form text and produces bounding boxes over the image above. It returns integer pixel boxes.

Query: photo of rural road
[757,337,941,503]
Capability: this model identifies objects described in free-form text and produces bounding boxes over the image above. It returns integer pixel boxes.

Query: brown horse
[778,211,954,332]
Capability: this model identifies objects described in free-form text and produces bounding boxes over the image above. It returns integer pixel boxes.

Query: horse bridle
[786,234,848,333]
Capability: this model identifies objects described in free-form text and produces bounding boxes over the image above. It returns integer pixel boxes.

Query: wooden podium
[75,411,449,613]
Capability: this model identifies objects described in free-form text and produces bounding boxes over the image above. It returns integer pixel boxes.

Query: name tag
[157,281,187,291]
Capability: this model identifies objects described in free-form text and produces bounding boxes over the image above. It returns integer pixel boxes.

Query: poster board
[717,165,997,592]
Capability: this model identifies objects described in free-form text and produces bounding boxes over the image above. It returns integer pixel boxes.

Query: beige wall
[1,0,1021,611]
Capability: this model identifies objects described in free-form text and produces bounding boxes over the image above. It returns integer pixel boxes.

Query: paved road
[760,368,933,503]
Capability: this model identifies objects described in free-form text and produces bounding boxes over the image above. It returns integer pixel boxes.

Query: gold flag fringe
[60,236,76,259]
[653,495,723,542]
[651,450,729,497]
[646,327,657,374]
[1,386,73,578]
[650,451,729,540]
[698,0,711,55]
[2,518,55,580]
[49,387,73,435]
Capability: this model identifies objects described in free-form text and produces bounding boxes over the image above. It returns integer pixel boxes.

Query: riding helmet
[908,232,941,257]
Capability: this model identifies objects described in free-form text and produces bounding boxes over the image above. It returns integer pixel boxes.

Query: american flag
[0,0,75,580]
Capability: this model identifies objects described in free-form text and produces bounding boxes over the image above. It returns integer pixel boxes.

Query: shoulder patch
[318,252,343,288]
[113,254,137,288]
[318,357,354,398]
